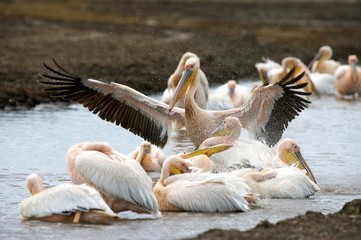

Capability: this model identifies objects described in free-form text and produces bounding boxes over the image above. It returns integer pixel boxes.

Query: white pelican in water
[161,52,209,109]
[199,117,317,182]
[66,142,161,218]
[197,117,320,198]
[19,173,117,224]
[39,56,310,148]
[230,167,320,199]
[211,80,252,108]
[268,57,319,96]
[153,155,256,212]
[334,55,361,99]
[308,45,340,74]
[255,57,281,84]
[127,141,166,172]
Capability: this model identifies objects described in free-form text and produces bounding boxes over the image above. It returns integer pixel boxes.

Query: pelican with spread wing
[39,56,310,148]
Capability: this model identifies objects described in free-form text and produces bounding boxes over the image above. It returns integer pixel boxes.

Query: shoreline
[1,1,361,108]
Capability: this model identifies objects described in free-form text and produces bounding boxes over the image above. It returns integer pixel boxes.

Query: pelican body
[309,45,340,74]
[66,142,161,218]
[128,141,165,172]
[19,173,117,224]
[39,56,310,149]
[335,55,361,98]
[231,167,320,199]
[153,156,254,212]
[268,57,319,95]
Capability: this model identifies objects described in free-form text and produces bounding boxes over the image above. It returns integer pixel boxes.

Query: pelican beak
[284,151,317,184]
[168,69,197,111]
[210,123,232,137]
[183,144,233,158]
[169,165,182,175]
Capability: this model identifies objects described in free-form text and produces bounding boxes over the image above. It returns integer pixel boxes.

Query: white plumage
[19,173,116,221]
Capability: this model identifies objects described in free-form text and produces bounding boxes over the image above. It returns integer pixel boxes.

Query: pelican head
[213,117,242,137]
[227,80,237,95]
[308,45,333,69]
[168,57,200,111]
[140,141,152,154]
[161,156,192,179]
[26,173,44,195]
[348,55,358,65]
[278,138,317,183]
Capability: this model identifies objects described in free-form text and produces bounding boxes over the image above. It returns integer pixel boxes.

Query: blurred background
[1,0,360,108]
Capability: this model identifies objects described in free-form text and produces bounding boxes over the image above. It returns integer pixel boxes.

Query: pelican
[153,155,256,212]
[255,57,281,84]
[19,173,117,224]
[211,80,252,108]
[199,117,317,184]
[308,45,341,74]
[38,56,310,148]
[334,55,361,99]
[268,57,319,95]
[66,142,161,218]
[127,141,166,172]
[309,72,336,95]
[161,52,209,109]
[197,117,320,198]
[230,167,320,199]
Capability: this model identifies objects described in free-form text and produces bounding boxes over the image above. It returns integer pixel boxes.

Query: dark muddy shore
[1,0,361,108]
[188,199,361,240]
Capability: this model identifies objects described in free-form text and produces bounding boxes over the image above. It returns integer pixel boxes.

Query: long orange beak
[168,69,197,111]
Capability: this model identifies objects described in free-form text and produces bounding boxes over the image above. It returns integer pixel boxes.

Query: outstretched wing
[38,59,184,148]
[224,68,311,147]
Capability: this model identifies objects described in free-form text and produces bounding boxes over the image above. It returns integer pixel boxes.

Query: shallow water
[1,92,361,240]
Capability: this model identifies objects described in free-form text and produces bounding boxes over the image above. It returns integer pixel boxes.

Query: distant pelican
[39,56,310,148]
[162,52,209,109]
[255,58,281,84]
[153,155,255,212]
[309,45,340,74]
[212,80,252,108]
[19,173,117,224]
[128,141,166,172]
[334,55,361,99]
[66,142,161,218]
[309,72,336,95]
[268,57,319,95]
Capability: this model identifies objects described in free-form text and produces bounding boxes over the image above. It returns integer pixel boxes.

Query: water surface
[1,93,361,240]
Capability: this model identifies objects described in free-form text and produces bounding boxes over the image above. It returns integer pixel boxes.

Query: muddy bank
[1,0,361,108]
[187,199,361,240]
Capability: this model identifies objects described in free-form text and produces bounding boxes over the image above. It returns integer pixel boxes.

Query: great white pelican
[38,56,310,148]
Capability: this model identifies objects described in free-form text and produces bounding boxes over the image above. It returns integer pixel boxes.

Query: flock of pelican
[256,45,361,98]
[21,45,357,224]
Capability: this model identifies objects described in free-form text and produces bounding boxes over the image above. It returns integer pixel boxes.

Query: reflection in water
[1,94,361,239]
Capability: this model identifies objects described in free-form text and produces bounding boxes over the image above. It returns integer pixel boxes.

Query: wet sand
[1,0,361,108]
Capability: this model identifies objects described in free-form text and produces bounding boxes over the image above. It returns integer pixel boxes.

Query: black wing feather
[256,68,311,147]
[38,60,168,148]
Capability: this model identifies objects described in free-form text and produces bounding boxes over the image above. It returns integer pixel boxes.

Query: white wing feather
[165,172,250,212]
[19,184,115,218]
[74,152,159,214]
